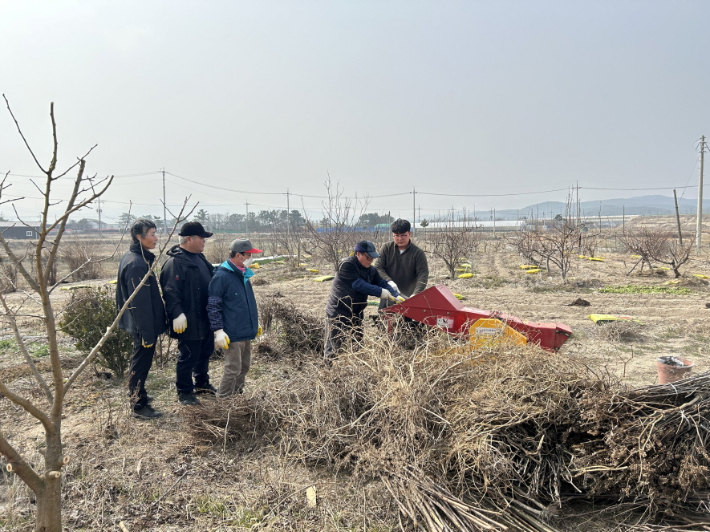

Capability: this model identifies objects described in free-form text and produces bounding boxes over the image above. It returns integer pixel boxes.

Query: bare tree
[429,223,482,278]
[621,227,692,278]
[508,195,582,280]
[0,97,192,532]
[303,177,369,271]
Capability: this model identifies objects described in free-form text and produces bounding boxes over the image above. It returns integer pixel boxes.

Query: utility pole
[696,135,706,253]
[162,168,168,234]
[97,197,102,235]
[285,188,290,244]
[412,186,416,229]
[622,205,625,235]
[245,201,249,235]
[674,189,683,245]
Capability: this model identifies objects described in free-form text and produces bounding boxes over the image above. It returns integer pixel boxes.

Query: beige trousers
[217,340,251,398]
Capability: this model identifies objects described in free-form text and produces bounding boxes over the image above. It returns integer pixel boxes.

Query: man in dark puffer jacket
[160,222,216,406]
[116,219,168,419]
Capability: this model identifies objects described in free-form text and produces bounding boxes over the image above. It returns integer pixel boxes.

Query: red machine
[381,284,572,352]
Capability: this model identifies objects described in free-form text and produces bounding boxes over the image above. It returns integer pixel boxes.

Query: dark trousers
[175,335,214,394]
[323,314,363,360]
[128,335,156,410]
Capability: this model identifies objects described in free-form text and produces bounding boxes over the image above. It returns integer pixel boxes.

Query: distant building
[0,221,41,239]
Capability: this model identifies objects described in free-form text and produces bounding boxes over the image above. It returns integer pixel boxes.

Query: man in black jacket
[324,240,402,360]
[160,222,216,406]
[116,219,168,419]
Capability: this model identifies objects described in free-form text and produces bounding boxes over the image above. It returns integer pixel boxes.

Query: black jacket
[160,245,215,340]
[116,242,168,345]
[325,256,388,320]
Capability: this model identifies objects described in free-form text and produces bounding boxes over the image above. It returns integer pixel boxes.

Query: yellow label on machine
[469,318,527,350]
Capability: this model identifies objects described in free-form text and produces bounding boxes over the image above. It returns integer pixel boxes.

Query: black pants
[175,335,214,394]
[323,314,363,360]
[128,335,156,410]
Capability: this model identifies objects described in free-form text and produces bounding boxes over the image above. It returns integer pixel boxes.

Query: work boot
[133,405,162,419]
[194,383,217,396]
[178,392,200,406]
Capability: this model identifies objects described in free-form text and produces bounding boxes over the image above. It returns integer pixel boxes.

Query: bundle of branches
[186,320,710,530]
[255,324,597,531]
[572,372,710,514]
[181,397,257,447]
[259,295,324,355]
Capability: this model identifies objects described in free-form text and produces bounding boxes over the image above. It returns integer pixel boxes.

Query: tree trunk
[36,426,63,532]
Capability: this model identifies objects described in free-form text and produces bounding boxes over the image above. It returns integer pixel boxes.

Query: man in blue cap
[324,240,403,360]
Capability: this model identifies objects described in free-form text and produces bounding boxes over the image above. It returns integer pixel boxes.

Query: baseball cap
[178,221,213,238]
[354,240,379,258]
[230,239,263,254]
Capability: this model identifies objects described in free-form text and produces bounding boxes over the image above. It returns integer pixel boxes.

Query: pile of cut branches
[573,373,710,509]
[188,323,710,531]
[258,295,324,355]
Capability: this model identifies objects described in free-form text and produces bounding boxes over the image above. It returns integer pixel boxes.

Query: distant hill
[492,195,710,220]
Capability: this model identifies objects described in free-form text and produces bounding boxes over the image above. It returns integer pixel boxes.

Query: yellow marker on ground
[519,265,537,270]
[588,314,642,324]
[458,272,474,279]
[525,268,541,274]
[313,275,335,282]
[307,268,319,273]
[250,262,260,269]
[693,273,710,279]
[589,257,604,262]
[453,293,465,300]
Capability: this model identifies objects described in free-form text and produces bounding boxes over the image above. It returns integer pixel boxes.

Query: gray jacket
[374,240,428,297]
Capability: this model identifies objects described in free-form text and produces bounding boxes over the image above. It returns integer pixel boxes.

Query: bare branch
[0,431,44,494]
[0,292,53,403]
[0,233,40,292]
[2,94,46,174]
[0,380,54,434]
[54,145,97,180]
[47,102,57,176]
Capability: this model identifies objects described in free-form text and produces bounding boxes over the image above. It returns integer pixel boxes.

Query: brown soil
[1,243,709,531]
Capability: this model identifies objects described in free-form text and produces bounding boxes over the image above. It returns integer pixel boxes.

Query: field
[1,226,710,531]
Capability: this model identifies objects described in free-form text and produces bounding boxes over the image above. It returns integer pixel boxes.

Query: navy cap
[354,240,379,258]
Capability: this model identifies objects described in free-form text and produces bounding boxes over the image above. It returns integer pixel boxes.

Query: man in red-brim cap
[206,239,263,398]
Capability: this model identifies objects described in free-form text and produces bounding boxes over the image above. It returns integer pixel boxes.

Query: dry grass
[3,232,710,531]
[182,314,710,531]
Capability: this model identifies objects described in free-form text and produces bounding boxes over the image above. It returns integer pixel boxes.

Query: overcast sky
[1,1,709,223]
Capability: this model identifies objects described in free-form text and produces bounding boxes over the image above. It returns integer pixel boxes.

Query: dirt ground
[1,234,709,531]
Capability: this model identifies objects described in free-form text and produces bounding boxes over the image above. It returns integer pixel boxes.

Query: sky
[1,0,709,224]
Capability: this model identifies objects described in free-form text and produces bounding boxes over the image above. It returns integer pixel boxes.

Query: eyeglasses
[360,253,373,261]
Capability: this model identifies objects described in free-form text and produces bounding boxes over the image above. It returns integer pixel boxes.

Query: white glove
[395,295,406,303]
[173,313,187,334]
[387,280,399,293]
[214,329,230,350]
[380,288,395,301]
